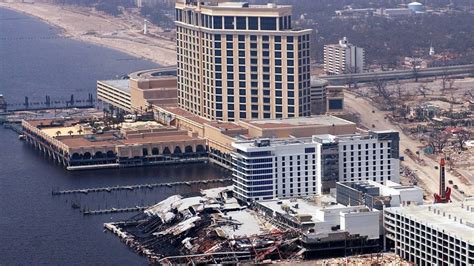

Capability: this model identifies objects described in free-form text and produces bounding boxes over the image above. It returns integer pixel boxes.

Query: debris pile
[105,186,303,264]
[311,253,412,265]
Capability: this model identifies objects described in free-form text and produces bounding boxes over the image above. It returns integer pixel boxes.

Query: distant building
[376,8,412,17]
[407,2,424,13]
[326,86,345,114]
[175,0,312,121]
[324,37,365,75]
[310,79,329,115]
[232,138,322,202]
[384,198,474,265]
[313,131,401,191]
[335,8,375,19]
[310,79,344,115]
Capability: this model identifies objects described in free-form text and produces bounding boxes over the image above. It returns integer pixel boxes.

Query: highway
[318,64,474,85]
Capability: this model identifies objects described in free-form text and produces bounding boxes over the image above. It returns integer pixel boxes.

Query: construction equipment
[434,158,451,203]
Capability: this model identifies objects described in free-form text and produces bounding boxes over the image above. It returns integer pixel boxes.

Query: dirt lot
[344,90,473,202]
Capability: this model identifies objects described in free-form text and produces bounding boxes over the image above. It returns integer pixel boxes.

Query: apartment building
[313,130,400,190]
[231,138,322,202]
[323,37,365,75]
[175,0,312,121]
[384,198,474,266]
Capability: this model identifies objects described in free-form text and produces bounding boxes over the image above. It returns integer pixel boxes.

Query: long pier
[83,206,151,216]
[52,178,232,196]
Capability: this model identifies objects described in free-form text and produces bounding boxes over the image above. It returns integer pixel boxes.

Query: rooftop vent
[254,138,270,147]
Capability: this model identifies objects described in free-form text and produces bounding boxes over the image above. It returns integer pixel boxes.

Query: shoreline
[0,2,176,66]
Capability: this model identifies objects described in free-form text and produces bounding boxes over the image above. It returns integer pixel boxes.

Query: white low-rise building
[336,180,423,210]
[232,138,322,202]
[314,130,400,189]
[255,196,380,240]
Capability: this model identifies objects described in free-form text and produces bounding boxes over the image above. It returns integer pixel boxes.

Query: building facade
[231,138,322,202]
[384,199,474,266]
[313,130,400,186]
[310,79,328,115]
[175,0,312,121]
[310,78,345,115]
[97,80,132,112]
[336,180,423,210]
[324,37,365,75]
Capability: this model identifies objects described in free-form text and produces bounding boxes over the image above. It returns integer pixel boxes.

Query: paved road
[344,92,472,202]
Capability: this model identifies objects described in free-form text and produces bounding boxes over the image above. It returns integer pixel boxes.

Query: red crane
[434,158,451,203]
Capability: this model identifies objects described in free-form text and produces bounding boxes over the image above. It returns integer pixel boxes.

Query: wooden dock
[52,178,232,196]
[83,206,151,216]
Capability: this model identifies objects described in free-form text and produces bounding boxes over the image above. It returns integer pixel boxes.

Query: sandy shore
[0,2,176,66]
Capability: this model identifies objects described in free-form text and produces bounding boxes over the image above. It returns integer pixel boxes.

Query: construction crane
[434,158,451,203]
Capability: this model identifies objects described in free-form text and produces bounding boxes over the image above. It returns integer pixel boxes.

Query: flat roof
[99,79,130,93]
[242,115,354,129]
[257,196,374,229]
[258,196,340,218]
[160,106,210,125]
[128,67,177,80]
[339,180,422,194]
[42,126,82,138]
[205,121,246,131]
[59,132,200,148]
[233,137,314,150]
[385,198,474,243]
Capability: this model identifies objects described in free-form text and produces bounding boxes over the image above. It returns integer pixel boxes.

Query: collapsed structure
[106,180,424,264]
[105,187,303,264]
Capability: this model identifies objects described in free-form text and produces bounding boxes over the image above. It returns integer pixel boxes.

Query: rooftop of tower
[176,0,292,14]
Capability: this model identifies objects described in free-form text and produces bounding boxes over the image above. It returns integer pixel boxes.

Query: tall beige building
[175,0,312,121]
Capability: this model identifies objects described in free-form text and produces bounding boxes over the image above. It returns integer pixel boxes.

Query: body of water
[0,7,229,265]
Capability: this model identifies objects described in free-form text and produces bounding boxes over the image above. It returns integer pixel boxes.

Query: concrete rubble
[104,186,302,264]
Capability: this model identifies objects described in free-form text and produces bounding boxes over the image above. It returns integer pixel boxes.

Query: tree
[411,59,420,82]
[369,76,395,110]
[455,129,471,151]
[68,130,74,136]
[416,83,430,99]
[443,79,457,111]
[427,130,450,154]
[78,128,83,135]
[56,131,61,137]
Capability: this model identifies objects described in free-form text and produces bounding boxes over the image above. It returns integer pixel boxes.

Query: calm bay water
[0,8,229,265]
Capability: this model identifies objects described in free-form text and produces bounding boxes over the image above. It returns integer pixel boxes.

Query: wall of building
[340,209,380,239]
[130,77,177,112]
[384,203,474,265]
[232,139,322,201]
[97,81,131,112]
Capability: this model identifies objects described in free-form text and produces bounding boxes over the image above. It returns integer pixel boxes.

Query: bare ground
[344,91,473,202]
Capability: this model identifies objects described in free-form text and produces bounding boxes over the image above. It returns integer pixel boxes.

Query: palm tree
[78,128,83,135]
[68,130,74,137]
[55,131,61,137]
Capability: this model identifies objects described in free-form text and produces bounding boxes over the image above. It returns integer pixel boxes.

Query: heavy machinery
[434,158,451,203]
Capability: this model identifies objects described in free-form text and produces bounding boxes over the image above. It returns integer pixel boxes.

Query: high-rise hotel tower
[175,0,312,121]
